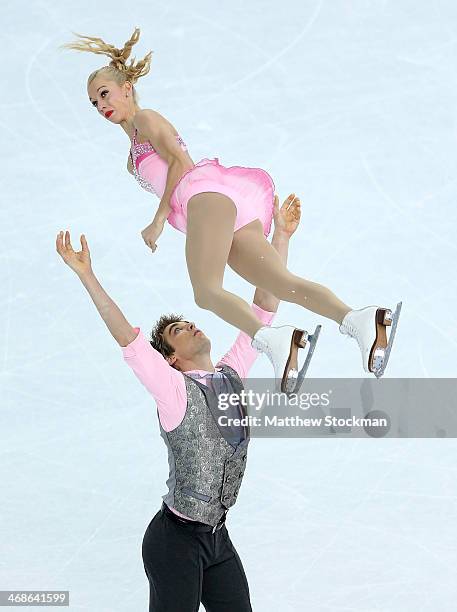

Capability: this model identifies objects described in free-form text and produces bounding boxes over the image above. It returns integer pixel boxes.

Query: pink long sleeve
[216,303,275,378]
[121,303,275,432]
[121,328,188,432]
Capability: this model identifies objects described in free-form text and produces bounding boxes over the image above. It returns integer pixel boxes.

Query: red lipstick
[105,110,113,118]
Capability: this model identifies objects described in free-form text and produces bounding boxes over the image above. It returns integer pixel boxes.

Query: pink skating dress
[129,128,276,237]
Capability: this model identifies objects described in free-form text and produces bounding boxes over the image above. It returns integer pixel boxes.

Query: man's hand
[272,193,301,237]
[56,230,92,277]
[141,218,165,252]
[56,230,136,347]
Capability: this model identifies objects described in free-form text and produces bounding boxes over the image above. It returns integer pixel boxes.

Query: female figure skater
[64,27,401,390]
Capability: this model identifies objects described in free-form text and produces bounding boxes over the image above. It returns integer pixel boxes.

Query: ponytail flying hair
[63,27,153,103]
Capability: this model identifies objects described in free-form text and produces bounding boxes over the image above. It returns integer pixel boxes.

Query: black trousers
[142,503,253,611]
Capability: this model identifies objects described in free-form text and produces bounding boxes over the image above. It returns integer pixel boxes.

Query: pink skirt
[168,158,275,237]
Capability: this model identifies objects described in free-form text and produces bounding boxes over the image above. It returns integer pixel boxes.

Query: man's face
[163,320,211,366]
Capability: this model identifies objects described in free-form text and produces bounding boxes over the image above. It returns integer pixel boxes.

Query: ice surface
[1,1,457,609]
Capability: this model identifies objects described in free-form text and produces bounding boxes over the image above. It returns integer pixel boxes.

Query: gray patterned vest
[159,364,250,527]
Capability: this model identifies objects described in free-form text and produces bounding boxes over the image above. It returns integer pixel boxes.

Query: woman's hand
[272,193,301,237]
[141,218,165,252]
[56,230,92,277]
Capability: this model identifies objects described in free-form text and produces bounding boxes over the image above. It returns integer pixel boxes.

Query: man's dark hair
[149,313,184,367]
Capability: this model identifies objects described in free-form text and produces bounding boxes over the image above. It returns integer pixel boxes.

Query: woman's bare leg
[228,220,352,324]
[185,193,267,337]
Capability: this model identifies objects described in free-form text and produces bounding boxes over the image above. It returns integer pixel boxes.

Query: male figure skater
[56,193,301,611]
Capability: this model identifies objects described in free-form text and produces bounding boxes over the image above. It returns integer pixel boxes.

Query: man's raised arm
[55,230,185,418]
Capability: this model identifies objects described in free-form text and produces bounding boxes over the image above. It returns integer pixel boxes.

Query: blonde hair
[63,27,153,103]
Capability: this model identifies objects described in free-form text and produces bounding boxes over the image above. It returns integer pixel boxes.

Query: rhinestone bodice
[129,128,188,197]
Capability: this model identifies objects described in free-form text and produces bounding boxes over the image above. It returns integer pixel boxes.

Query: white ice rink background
[1,0,457,610]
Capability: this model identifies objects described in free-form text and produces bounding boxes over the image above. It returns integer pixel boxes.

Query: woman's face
[87,75,132,123]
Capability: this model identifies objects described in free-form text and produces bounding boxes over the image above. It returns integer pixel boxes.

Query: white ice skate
[252,324,322,394]
[339,302,402,377]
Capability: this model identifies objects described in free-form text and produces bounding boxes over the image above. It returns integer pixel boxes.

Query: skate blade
[372,302,402,378]
[283,325,322,395]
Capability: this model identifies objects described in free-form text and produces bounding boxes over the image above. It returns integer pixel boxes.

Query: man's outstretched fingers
[64,231,75,253]
[56,231,66,253]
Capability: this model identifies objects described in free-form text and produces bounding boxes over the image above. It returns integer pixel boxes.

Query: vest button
[238,471,243,478]
[242,455,247,462]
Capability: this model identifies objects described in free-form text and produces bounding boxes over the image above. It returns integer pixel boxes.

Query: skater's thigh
[228,220,296,290]
[142,512,202,612]
[201,530,252,612]
[185,192,237,287]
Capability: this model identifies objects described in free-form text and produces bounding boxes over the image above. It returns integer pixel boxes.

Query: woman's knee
[193,285,223,310]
